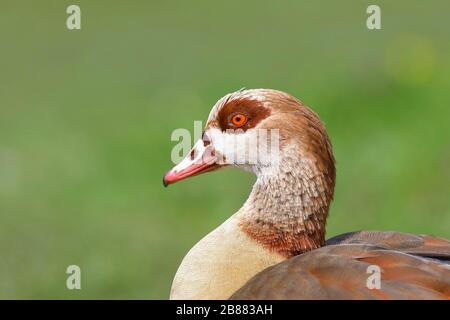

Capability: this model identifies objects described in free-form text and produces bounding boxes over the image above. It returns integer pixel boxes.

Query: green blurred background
[0,1,449,299]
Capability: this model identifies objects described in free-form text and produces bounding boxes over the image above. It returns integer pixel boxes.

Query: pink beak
[163,139,220,187]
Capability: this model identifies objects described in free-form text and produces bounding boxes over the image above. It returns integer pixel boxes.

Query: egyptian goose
[163,89,450,300]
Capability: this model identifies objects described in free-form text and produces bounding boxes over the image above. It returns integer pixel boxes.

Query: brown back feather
[231,231,450,299]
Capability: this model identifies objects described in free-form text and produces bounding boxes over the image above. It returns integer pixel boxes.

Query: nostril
[202,131,211,147]
[190,149,196,160]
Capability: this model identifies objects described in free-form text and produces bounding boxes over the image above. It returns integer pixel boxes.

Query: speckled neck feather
[236,92,336,258]
[239,154,335,257]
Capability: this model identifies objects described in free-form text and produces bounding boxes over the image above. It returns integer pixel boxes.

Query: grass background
[0,1,449,298]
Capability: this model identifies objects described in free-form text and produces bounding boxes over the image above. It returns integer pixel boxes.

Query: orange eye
[230,113,248,127]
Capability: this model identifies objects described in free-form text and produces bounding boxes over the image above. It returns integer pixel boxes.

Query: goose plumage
[164,89,450,300]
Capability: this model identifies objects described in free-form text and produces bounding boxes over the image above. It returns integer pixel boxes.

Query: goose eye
[230,113,248,127]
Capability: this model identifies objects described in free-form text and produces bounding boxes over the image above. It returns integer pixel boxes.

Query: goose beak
[163,139,220,187]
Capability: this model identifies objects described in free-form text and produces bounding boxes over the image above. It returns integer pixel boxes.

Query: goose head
[163,89,335,196]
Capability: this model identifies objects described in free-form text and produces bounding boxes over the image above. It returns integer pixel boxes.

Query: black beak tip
[163,176,169,188]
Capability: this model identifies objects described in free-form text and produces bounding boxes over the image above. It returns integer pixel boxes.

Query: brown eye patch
[217,97,271,132]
